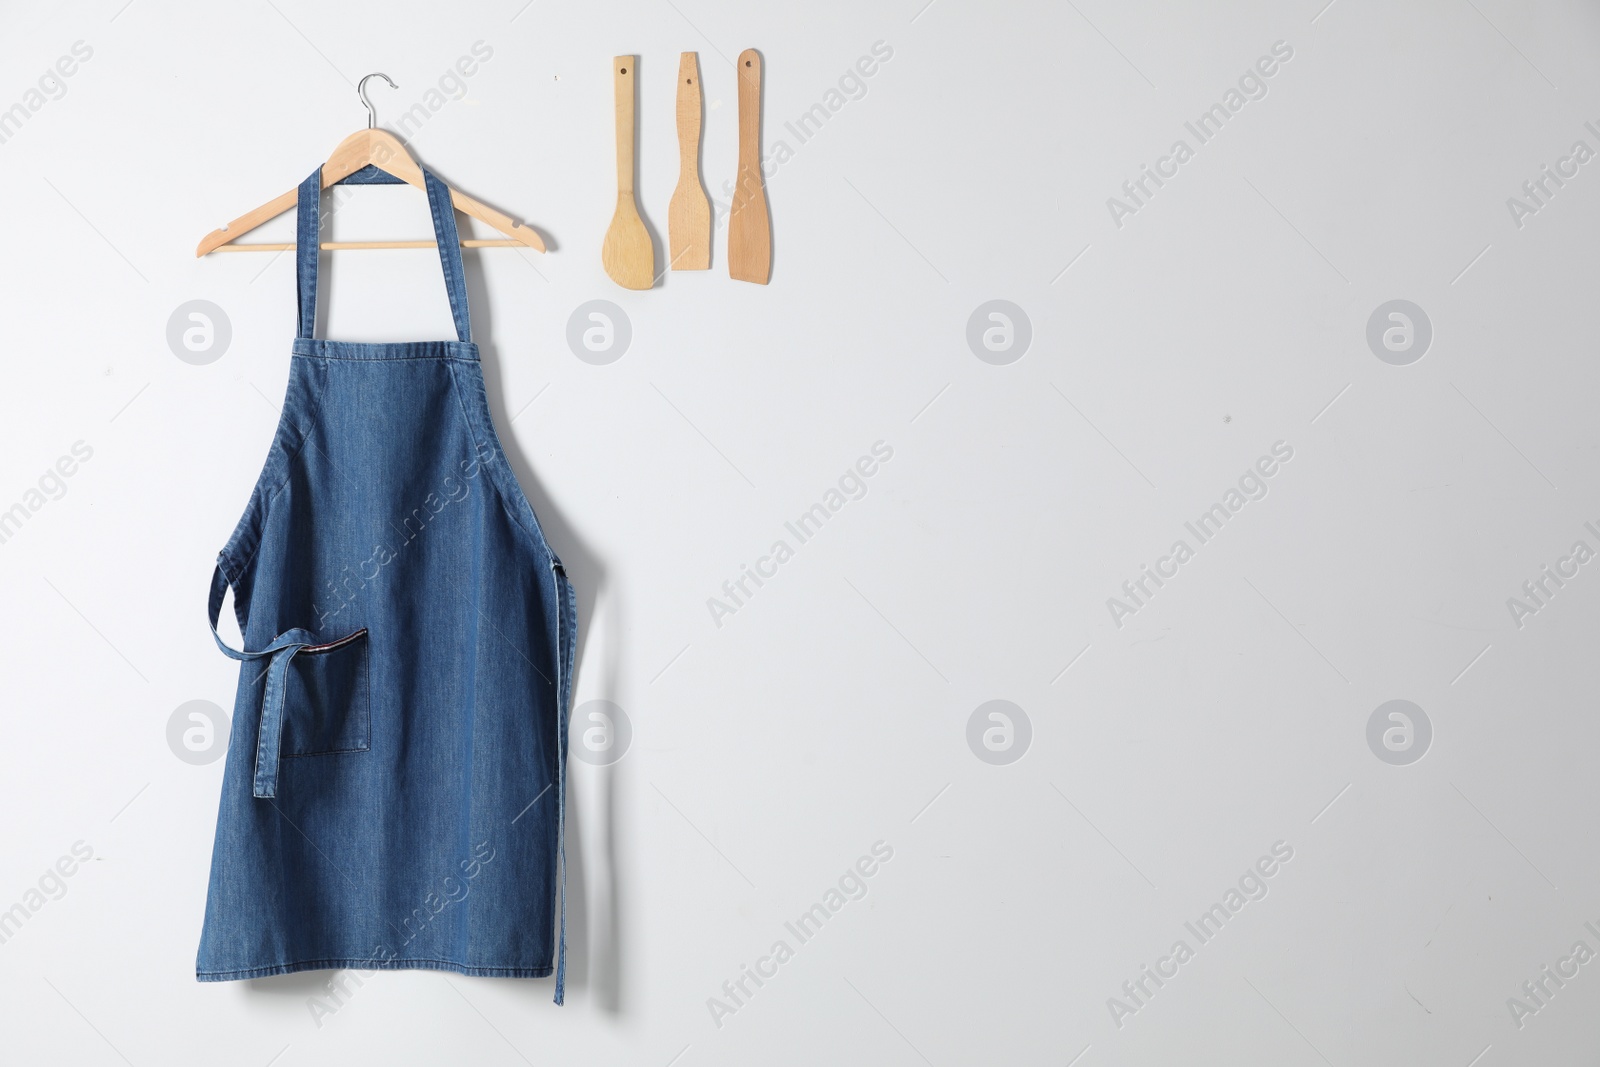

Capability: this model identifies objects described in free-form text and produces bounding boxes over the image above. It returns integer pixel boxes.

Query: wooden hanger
[196,73,545,256]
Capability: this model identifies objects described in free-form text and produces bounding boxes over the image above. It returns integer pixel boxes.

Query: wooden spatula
[728,48,771,285]
[603,55,654,290]
[668,52,711,271]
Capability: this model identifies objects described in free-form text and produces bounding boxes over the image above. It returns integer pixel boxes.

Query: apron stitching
[293,352,478,362]
[199,959,554,979]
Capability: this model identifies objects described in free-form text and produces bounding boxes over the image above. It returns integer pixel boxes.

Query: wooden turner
[603,55,655,290]
[668,52,711,270]
[728,49,771,284]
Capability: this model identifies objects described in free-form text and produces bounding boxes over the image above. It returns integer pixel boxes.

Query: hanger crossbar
[211,239,527,251]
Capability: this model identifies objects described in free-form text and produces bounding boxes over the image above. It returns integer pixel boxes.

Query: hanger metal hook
[357,72,398,130]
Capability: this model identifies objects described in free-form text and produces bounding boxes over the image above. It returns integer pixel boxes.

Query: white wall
[3,0,1599,1063]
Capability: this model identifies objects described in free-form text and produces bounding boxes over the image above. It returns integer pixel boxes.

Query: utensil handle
[614,56,636,196]
[735,50,762,188]
[676,52,702,179]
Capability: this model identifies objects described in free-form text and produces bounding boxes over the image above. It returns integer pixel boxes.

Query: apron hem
[196,958,555,982]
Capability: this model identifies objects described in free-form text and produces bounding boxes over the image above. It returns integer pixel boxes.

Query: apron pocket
[282,629,371,756]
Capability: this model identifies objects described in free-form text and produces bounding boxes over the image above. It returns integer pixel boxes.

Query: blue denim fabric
[197,166,575,1004]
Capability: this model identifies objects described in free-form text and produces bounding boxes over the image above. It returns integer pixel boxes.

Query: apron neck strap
[295,165,474,344]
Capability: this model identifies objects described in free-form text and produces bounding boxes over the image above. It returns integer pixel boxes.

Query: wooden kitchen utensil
[728,48,771,285]
[603,55,655,290]
[668,52,711,270]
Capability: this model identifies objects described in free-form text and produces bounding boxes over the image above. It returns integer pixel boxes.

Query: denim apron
[197,165,576,1004]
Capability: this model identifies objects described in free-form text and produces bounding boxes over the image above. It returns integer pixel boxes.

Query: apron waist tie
[207,564,366,800]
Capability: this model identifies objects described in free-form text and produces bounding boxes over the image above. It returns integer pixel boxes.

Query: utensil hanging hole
[620,67,628,74]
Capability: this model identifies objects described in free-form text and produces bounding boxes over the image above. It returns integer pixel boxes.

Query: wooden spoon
[728,48,771,285]
[668,52,711,270]
[603,55,654,290]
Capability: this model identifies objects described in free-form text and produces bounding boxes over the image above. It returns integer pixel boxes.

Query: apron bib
[197,165,575,1004]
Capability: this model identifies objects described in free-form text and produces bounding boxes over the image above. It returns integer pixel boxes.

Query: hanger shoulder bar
[447,188,545,251]
[196,187,298,257]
